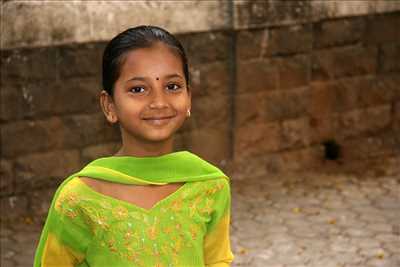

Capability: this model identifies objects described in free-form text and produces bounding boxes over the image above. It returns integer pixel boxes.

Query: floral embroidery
[55,178,227,266]
[113,206,129,220]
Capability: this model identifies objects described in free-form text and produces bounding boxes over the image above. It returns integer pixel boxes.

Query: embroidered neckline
[74,178,191,214]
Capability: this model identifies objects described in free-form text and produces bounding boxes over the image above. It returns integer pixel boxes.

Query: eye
[130,87,145,94]
[166,83,181,91]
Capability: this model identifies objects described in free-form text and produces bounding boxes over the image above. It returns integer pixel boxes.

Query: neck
[115,132,175,158]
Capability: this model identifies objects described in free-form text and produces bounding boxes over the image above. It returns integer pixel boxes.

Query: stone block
[0,195,29,220]
[14,149,81,191]
[59,113,121,149]
[235,92,265,128]
[340,132,399,161]
[237,28,269,60]
[81,142,121,164]
[311,1,375,21]
[237,58,279,93]
[263,87,311,122]
[338,105,392,139]
[0,78,102,122]
[268,24,312,55]
[1,47,57,81]
[281,117,312,150]
[234,0,311,29]
[309,81,340,116]
[3,1,91,48]
[312,45,377,81]
[309,113,340,145]
[375,2,400,14]
[29,187,58,220]
[191,94,230,129]
[1,117,65,157]
[380,43,400,73]
[1,113,120,157]
[179,31,230,65]
[394,101,400,136]
[0,159,14,196]
[314,17,365,49]
[189,61,230,98]
[234,121,281,159]
[267,145,324,173]
[365,13,400,44]
[57,42,106,78]
[358,74,399,107]
[182,125,230,167]
[277,54,310,90]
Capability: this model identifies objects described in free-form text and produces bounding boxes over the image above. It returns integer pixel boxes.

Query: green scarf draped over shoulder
[34,150,228,266]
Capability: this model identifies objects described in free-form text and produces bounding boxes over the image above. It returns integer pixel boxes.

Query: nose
[149,86,168,109]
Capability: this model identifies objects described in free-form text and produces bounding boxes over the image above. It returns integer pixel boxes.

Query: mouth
[142,115,176,126]
[143,115,175,120]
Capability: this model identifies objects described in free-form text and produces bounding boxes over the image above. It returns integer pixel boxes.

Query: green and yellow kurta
[34,151,234,267]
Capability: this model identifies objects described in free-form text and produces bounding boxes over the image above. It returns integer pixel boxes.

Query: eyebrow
[126,74,183,83]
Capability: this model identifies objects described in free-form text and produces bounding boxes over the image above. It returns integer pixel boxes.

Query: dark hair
[102,25,189,97]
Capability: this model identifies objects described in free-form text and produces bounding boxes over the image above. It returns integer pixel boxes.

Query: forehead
[119,43,184,79]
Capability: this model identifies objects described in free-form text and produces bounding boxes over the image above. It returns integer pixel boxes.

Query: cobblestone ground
[1,161,399,267]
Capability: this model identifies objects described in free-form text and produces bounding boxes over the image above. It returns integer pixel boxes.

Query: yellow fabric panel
[204,212,234,266]
[42,233,84,267]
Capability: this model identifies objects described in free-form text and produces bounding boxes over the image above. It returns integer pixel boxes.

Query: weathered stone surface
[314,17,365,49]
[2,1,229,49]
[179,31,230,66]
[311,1,375,21]
[0,159,14,196]
[191,94,230,129]
[1,113,120,157]
[338,105,392,139]
[237,58,278,93]
[0,78,102,122]
[234,121,281,158]
[57,43,106,78]
[365,12,400,44]
[237,28,269,61]
[380,43,400,73]
[277,55,310,90]
[14,149,81,191]
[0,195,29,220]
[182,125,230,167]
[375,1,400,14]
[312,45,377,81]
[281,117,312,150]
[189,61,230,98]
[235,92,265,128]
[1,47,57,81]
[29,187,58,220]
[234,0,311,29]
[263,87,311,122]
[268,24,312,56]
[81,142,121,164]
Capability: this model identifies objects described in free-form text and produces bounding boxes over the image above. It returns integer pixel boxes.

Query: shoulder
[198,177,231,199]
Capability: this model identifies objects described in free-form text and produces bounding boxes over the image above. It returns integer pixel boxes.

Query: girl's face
[103,42,191,145]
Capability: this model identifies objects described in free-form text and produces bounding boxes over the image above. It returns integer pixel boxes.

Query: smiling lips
[143,115,175,120]
[143,115,175,126]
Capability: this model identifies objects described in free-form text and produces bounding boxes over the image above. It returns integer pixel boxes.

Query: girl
[33,25,234,267]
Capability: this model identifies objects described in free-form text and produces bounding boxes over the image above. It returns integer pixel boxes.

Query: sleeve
[203,178,235,267]
[34,180,93,267]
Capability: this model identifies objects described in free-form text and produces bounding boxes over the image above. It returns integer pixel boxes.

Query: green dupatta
[34,150,228,266]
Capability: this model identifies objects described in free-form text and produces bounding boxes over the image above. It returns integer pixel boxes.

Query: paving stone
[2,171,399,267]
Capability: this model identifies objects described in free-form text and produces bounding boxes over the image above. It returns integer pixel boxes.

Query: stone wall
[1,1,399,221]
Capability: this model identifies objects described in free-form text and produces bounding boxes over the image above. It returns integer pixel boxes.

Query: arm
[204,179,235,267]
[34,180,93,267]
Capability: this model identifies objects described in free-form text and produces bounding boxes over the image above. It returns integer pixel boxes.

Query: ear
[187,86,192,112]
[99,90,118,124]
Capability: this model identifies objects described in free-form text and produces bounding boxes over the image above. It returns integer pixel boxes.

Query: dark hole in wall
[323,139,341,160]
